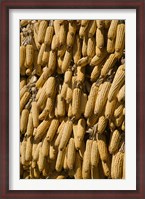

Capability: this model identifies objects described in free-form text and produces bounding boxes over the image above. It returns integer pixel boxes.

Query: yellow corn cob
[79,25,88,38]
[61,50,72,73]
[49,139,57,160]
[111,151,124,179]
[98,116,107,134]
[108,64,125,102]
[96,20,104,29]
[37,88,47,110]
[82,140,93,179]
[37,20,48,44]
[77,56,89,68]
[33,22,41,50]
[20,91,31,112]
[66,84,73,103]
[68,103,72,118]
[72,88,81,119]
[67,138,76,170]
[76,66,85,84]
[87,37,96,58]
[54,20,61,35]
[64,70,72,84]
[88,20,96,37]
[35,67,50,89]
[33,142,42,162]
[37,148,45,172]
[42,50,50,64]
[59,120,73,151]
[84,83,98,118]
[46,119,59,142]
[73,35,81,64]
[59,24,67,47]
[33,165,40,179]
[20,109,29,134]
[45,77,56,98]
[42,158,50,177]
[96,28,104,49]
[37,43,46,65]
[91,140,100,167]
[109,129,121,154]
[60,82,68,99]
[121,121,125,131]
[91,164,100,179]
[90,50,108,66]
[34,120,50,142]
[101,54,117,77]
[51,34,59,51]
[117,85,125,102]
[41,137,50,157]
[115,23,125,52]
[54,120,66,147]
[80,92,88,114]
[105,97,117,118]
[31,102,39,128]
[108,20,118,40]
[55,149,65,172]
[20,85,28,99]
[21,139,27,165]
[82,36,88,57]
[44,26,54,46]
[48,50,57,74]
[20,77,26,90]
[56,94,66,117]
[101,159,111,178]
[26,45,34,67]
[114,103,124,118]
[97,134,109,162]
[94,81,111,116]
[74,152,82,179]
[90,65,101,82]
[20,46,26,67]
[25,136,33,162]
[26,113,33,137]
[115,114,124,127]
[95,46,105,57]
[66,31,75,49]
[75,118,86,149]
[107,38,115,53]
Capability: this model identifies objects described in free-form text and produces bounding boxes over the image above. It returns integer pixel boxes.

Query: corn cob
[107,38,115,53]
[117,85,125,102]
[75,118,86,149]
[59,120,73,151]
[20,46,26,67]
[108,64,125,102]
[26,45,34,67]
[101,53,117,77]
[97,116,107,134]
[97,134,109,162]
[37,20,48,44]
[59,24,67,47]
[67,138,76,170]
[74,152,82,179]
[20,109,29,134]
[45,77,56,98]
[73,35,82,64]
[94,81,111,116]
[88,20,96,37]
[87,37,96,58]
[46,119,59,142]
[48,50,57,74]
[25,136,33,162]
[82,140,93,179]
[82,36,88,57]
[34,120,50,142]
[56,94,66,117]
[61,50,72,73]
[51,34,59,51]
[108,20,118,40]
[72,88,81,119]
[91,140,100,167]
[105,97,117,119]
[115,23,125,52]
[111,151,124,179]
[44,26,54,46]
[80,92,88,114]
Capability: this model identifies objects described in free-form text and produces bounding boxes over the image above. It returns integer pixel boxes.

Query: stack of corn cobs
[20,19,125,179]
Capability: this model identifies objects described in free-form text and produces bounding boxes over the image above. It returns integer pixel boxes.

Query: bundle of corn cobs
[20,19,125,179]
